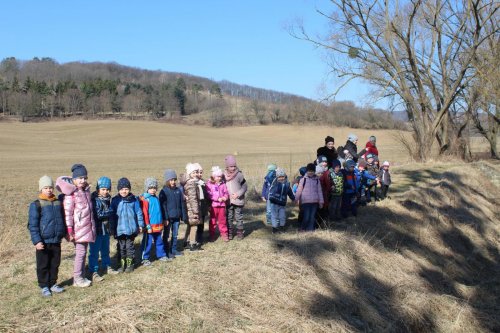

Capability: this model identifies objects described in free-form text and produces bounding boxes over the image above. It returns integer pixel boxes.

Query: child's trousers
[141,232,166,260]
[88,234,111,273]
[227,204,244,236]
[163,219,180,255]
[36,243,61,288]
[271,203,287,228]
[117,235,135,259]
[74,242,89,279]
[341,193,358,217]
[300,203,318,231]
[328,196,342,220]
[210,206,228,240]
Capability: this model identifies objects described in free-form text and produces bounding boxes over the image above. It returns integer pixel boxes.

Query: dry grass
[0,121,498,332]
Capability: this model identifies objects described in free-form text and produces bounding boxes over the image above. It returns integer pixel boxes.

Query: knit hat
[71,164,88,179]
[211,166,223,177]
[186,163,198,176]
[117,177,131,191]
[267,163,277,172]
[164,169,177,182]
[306,163,316,172]
[224,155,237,167]
[369,135,376,143]
[366,153,375,160]
[96,176,111,190]
[299,166,307,176]
[325,136,335,144]
[275,168,286,178]
[144,177,158,191]
[38,175,54,191]
[315,165,326,174]
[193,163,203,171]
[383,161,390,167]
[317,155,328,164]
[358,159,367,168]
[332,159,341,169]
[346,160,356,169]
[347,134,358,143]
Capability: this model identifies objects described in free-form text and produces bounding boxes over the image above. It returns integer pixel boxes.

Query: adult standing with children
[316,136,338,167]
[339,134,366,163]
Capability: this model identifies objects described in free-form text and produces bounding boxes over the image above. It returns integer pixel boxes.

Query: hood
[56,176,77,195]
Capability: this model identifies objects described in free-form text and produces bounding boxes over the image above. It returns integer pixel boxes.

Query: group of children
[28,155,248,296]
[261,134,392,233]
[28,136,392,297]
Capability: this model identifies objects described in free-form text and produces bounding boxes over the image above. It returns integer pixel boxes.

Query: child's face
[367,158,374,164]
[147,187,157,195]
[320,161,328,168]
[358,166,365,171]
[277,176,286,182]
[316,172,323,177]
[227,165,237,172]
[168,179,177,187]
[119,188,130,197]
[98,188,110,197]
[190,170,198,179]
[334,166,341,173]
[307,170,315,177]
[383,165,389,170]
[198,170,203,179]
[214,175,222,183]
[41,186,54,196]
[73,176,88,189]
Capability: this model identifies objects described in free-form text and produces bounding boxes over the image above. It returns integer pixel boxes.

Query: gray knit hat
[275,168,286,178]
[164,169,177,182]
[144,177,158,192]
[347,134,358,143]
[39,175,54,191]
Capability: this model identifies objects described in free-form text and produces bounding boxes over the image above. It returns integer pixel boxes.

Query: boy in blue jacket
[261,163,277,225]
[268,168,295,234]
[356,160,379,205]
[341,160,361,218]
[28,176,66,297]
[110,178,144,273]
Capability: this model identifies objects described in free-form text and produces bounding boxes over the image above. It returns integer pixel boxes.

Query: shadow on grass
[271,168,500,332]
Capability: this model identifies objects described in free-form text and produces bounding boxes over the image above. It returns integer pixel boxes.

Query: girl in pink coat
[56,164,96,287]
[206,167,230,242]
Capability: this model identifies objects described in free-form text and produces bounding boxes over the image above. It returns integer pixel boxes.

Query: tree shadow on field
[273,169,500,332]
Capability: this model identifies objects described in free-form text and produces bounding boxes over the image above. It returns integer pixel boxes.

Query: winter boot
[272,227,279,234]
[125,258,134,273]
[118,259,125,273]
[236,229,244,240]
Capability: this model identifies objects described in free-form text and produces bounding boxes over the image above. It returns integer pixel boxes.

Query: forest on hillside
[0,57,405,129]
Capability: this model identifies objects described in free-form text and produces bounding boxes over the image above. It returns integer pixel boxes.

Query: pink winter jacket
[56,176,96,243]
[205,181,229,208]
[295,174,324,206]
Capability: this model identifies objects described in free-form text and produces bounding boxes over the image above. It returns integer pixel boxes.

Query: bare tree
[292,0,498,161]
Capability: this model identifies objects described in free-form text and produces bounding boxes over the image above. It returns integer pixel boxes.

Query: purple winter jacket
[205,180,229,208]
[294,174,324,206]
[56,176,96,243]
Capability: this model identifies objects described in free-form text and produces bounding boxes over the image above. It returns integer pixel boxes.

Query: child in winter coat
[261,163,277,225]
[365,154,380,202]
[364,136,379,157]
[56,164,95,288]
[28,176,67,297]
[206,166,230,241]
[193,163,209,245]
[139,177,169,266]
[89,177,118,283]
[356,160,379,204]
[109,178,145,273]
[160,169,187,258]
[183,163,205,251]
[268,168,295,234]
[378,161,392,200]
[325,160,344,221]
[295,163,324,231]
[224,155,248,240]
[342,160,361,218]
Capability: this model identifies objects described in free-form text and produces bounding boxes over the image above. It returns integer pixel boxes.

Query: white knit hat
[186,163,198,176]
[39,175,54,191]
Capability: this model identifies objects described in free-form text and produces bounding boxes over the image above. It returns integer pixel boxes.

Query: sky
[0,0,380,107]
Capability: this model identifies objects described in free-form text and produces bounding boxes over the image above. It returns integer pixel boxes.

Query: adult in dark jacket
[316,136,338,167]
[339,134,366,163]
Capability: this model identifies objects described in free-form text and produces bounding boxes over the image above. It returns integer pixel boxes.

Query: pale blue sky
[0,0,379,106]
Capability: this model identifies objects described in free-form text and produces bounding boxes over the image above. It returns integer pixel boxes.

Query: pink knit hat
[383,161,390,167]
[224,155,237,167]
[211,166,223,177]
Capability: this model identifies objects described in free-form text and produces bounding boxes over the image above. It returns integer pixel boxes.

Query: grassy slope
[0,121,498,332]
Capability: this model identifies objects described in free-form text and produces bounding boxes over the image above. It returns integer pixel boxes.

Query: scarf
[38,193,57,201]
[224,167,239,182]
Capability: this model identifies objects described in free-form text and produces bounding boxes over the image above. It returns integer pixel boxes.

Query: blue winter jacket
[28,198,66,245]
[91,192,113,236]
[160,186,187,221]
[268,179,295,206]
[261,170,276,199]
[141,192,163,226]
[342,169,361,195]
[110,193,145,237]
[356,168,377,187]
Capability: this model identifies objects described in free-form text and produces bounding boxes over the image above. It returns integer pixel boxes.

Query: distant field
[0,121,498,332]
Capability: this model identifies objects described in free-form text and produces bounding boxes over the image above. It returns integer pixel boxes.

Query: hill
[0,122,497,332]
[0,57,405,129]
